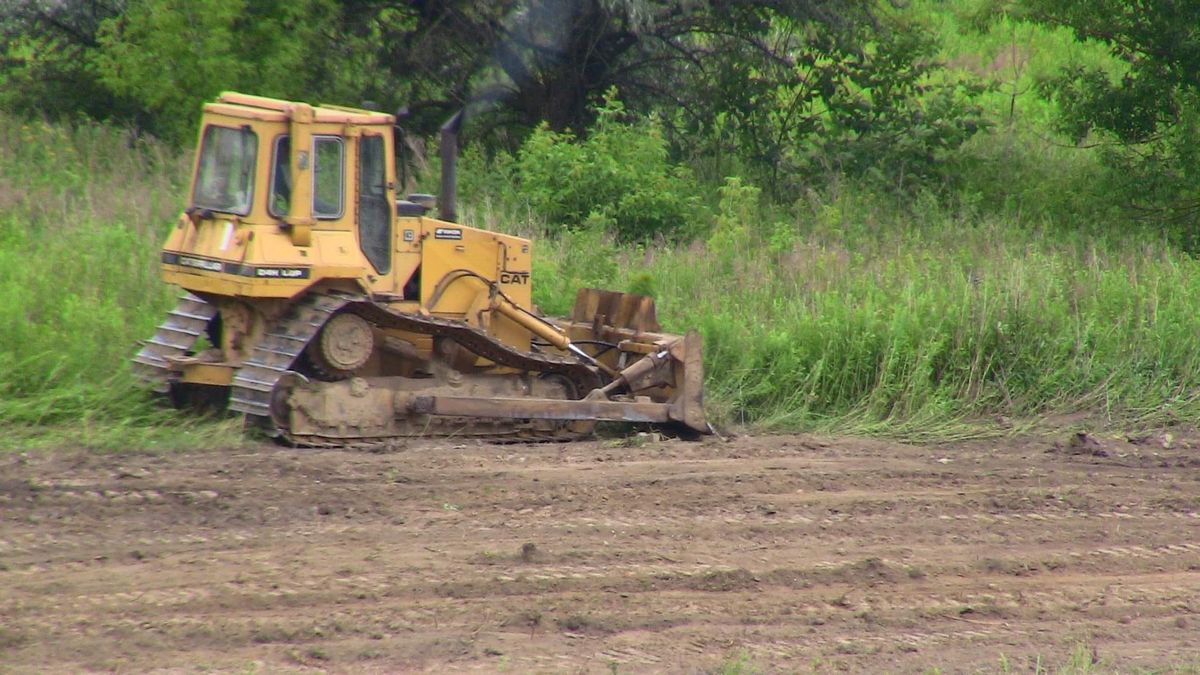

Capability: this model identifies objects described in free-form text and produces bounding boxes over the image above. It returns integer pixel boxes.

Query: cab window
[268,135,290,218]
[312,136,343,218]
[358,134,391,273]
[192,125,257,215]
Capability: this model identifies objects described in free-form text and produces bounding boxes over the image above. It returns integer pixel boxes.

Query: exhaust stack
[439,110,464,222]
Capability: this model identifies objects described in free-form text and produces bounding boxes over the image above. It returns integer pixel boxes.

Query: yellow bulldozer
[133,92,708,446]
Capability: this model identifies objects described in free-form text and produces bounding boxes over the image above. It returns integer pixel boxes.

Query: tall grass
[521,184,1200,439]
[0,114,240,449]
[6,110,1200,448]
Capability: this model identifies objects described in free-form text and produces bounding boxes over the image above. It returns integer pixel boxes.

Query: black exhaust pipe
[439,110,464,222]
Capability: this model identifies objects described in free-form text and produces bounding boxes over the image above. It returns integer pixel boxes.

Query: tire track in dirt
[1,433,1199,672]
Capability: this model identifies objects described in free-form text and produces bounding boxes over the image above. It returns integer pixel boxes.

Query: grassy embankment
[4,113,1200,448]
[516,184,1200,441]
[3,11,1200,447]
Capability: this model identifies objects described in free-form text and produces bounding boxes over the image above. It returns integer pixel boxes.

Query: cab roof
[202,91,395,126]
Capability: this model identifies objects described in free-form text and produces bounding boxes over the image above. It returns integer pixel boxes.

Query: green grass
[520,182,1200,440]
[0,115,240,449]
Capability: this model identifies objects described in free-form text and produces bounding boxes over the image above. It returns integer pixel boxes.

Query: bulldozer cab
[172,92,402,297]
[164,92,545,324]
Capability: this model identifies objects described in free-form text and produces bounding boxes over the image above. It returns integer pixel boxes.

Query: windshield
[192,125,257,215]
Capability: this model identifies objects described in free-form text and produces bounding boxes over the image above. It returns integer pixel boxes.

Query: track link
[132,293,218,393]
[229,293,347,419]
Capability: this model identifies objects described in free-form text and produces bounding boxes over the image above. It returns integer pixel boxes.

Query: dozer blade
[561,289,709,434]
[393,331,708,433]
[273,326,708,447]
[571,287,661,333]
[669,330,708,433]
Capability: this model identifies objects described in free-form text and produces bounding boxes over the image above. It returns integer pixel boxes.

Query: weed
[1055,641,1100,674]
[712,649,760,675]
[534,187,1200,438]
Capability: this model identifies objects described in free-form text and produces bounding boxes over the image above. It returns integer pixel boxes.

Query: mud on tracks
[1,432,1199,672]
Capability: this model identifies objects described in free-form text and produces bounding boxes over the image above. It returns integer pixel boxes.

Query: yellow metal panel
[179,363,235,386]
[287,103,315,243]
[216,91,295,112]
[419,218,534,352]
[203,102,288,122]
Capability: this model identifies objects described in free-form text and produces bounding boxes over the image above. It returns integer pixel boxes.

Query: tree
[0,0,137,122]
[335,0,982,193]
[321,1,888,137]
[96,0,340,140]
[0,0,982,195]
[1023,0,1200,225]
[0,0,350,139]
[666,9,985,194]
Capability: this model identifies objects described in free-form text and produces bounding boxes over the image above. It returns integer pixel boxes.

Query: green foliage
[711,649,761,675]
[1023,0,1200,145]
[706,177,760,260]
[681,8,987,196]
[95,0,337,141]
[1017,0,1200,238]
[0,2,134,123]
[0,113,238,448]
[589,184,1200,437]
[626,271,657,298]
[0,0,890,146]
[531,224,620,316]
[515,93,708,241]
[796,20,989,191]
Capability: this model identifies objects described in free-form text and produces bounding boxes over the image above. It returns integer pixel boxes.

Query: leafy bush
[515,93,709,242]
[789,25,989,192]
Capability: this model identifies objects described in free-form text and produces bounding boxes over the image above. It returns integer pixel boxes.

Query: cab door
[357,133,393,291]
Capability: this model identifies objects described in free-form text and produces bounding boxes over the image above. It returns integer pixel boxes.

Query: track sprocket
[308,311,374,379]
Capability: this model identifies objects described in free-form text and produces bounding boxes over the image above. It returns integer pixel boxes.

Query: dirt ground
[2,430,1199,674]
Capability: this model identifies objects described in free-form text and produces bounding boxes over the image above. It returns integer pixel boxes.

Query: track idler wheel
[308,312,374,379]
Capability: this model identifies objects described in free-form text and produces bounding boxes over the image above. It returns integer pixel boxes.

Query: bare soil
[2,430,1199,673]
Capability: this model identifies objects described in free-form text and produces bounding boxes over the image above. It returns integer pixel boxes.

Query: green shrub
[530,222,620,316]
[515,93,709,242]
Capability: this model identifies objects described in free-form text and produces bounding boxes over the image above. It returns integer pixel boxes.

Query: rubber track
[229,291,601,446]
[132,293,217,393]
